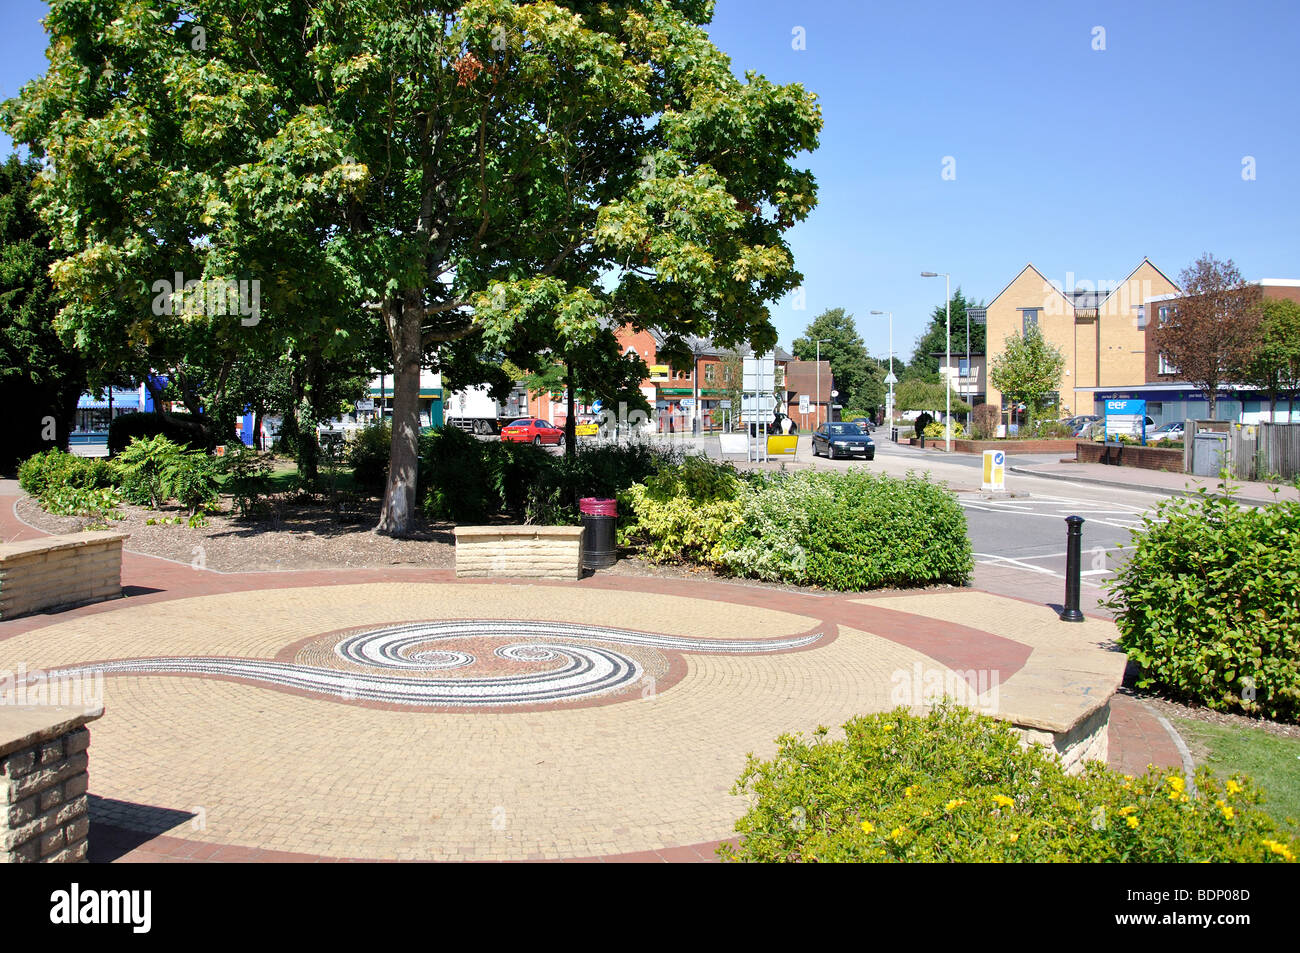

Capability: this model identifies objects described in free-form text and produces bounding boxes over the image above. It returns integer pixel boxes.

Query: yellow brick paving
[1,583,942,860]
[853,591,1127,733]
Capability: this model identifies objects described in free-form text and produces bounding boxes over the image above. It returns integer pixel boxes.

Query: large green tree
[0,154,86,472]
[908,288,986,378]
[4,0,820,534]
[989,324,1065,429]
[791,307,883,412]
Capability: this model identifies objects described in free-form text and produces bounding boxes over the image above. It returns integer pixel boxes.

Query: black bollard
[1060,515,1085,622]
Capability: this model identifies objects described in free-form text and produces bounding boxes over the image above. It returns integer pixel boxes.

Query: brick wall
[454,526,586,580]
[1,705,103,863]
[1076,441,1185,472]
[0,532,127,620]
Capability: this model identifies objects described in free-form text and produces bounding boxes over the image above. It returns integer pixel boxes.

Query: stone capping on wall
[454,525,586,580]
[0,704,104,863]
[0,531,128,620]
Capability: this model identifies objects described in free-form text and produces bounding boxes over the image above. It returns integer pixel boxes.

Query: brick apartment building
[982,258,1179,419]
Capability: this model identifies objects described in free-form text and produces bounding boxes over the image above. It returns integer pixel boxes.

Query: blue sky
[4,0,1298,362]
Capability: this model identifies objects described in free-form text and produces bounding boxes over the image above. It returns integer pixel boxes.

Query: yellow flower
[1261,840,1295,861]
[1166,776,1186,793]
[1126,815,1140,830]
[860,820,875,835]
[1226,779,1243,797]
[1119,806,1138,817]
[904,785,916,798]
[1008,832,1020,843]
[1216,799,1235,821]
[882,724,896,732]
[992,794,1014,809]
[889,826,906,841]
[945,799,967,812]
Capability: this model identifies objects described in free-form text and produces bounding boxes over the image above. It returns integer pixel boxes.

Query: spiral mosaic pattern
[48,619,823,709]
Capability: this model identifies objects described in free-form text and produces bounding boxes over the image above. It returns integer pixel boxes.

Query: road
[614,429,1175,615]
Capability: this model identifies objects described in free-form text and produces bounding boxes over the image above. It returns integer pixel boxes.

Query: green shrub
[1104,485,1300,721]
[720,470,973,590]
[619,456,746,565]
[113,434,217,513]
[217,444,274,518]
[923,420,964,439]
[347,420,391,495]
[171,453,220,516]
[420,426,494,523]
[40,485,124,521]
[722,705,1298,863]
[419,429,681,525]
[18,450,122,521]
[971,403,1000,440]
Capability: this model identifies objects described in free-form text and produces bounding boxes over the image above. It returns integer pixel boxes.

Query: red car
[499,418,566,447]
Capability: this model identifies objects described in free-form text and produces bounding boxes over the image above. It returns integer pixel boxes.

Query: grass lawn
[1174,716,1300,831]
[216,458,360,495]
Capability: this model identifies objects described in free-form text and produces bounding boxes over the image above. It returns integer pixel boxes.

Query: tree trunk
[377,293,423,536]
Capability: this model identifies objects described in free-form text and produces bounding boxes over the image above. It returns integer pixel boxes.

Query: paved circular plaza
[1,569,1162,862]
[0,484,1177,862]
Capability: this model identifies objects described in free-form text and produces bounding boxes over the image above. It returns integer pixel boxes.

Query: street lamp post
[921,272,952,452]
[815,338,830,429]
[870,310,895,424]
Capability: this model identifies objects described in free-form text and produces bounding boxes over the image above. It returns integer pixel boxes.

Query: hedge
[1105,485,1300,721]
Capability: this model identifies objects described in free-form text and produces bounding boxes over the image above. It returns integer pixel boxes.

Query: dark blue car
[812,422,875,460]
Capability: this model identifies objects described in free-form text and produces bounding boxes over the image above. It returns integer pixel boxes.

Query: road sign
[1104,399,1147,443]
[680,398,695,408]
[830,389,838,398]
[798,394,810,414]
[719,400,732,409]
[884,372,898,385]
[982,450,1005,491]
[742,354,776,391]
[739,394,776,421]
[356,399,375,411]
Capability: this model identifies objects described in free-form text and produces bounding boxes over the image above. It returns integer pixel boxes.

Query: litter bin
[579,497,618,570]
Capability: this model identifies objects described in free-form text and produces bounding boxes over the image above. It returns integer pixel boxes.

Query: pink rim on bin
[578,497,617,517]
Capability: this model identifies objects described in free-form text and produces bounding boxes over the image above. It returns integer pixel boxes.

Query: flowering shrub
[922,420,964,439]
[618,456,745,565]
[1105,484,1300,721]
[622,464,972,591]
[721,705,1298,863]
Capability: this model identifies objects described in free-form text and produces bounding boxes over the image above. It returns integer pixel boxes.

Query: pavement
[0,478,1182,862]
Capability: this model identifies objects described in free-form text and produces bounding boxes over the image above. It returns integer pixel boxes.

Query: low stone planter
[454,525,586,580]
[1,704,103,862]
[1076,441,1184,472]
[0,532,128,620]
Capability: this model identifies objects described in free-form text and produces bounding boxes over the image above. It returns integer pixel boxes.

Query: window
[1021,309,1039,335]
[958,358,970,378]
[704,364,716,383]
[1158,306,1170,325]
[1147,402,1163,417]
[1158,353,1179,376]
[1136,306,1147,329]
